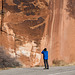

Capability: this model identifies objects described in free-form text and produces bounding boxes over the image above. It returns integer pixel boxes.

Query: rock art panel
[0,0,50,67]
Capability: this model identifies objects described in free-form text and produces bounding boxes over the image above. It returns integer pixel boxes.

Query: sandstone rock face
[0,0,75,67]
[48,0,75,65]
[0,0,50,67]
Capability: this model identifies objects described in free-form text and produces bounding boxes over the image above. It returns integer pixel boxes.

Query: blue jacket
[41,50,48,60]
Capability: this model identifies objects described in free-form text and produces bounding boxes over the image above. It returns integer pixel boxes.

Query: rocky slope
[0,0,75,67]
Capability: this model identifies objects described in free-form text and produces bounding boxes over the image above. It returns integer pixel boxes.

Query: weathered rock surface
[0,0,75,67]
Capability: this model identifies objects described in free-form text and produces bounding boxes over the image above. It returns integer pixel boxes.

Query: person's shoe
[46,68,49,69]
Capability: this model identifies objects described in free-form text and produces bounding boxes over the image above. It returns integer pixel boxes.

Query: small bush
[52,59,66,66]
[0,47,21,68]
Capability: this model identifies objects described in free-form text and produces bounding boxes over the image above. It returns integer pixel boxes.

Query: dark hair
[44,48,47,51]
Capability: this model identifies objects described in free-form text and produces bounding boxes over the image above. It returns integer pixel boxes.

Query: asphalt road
[0,66,75,75]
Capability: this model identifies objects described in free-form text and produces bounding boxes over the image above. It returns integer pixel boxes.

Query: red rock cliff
[0,0,75,67]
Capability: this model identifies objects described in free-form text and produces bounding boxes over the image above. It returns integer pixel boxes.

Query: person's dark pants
[44,59,49,69]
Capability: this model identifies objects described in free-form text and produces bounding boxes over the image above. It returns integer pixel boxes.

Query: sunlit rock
[0,0,75,67]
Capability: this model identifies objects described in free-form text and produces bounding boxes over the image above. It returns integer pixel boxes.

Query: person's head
[44,48,47,51]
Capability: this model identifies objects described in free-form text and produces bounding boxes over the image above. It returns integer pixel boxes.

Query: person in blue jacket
[41,48,49,69]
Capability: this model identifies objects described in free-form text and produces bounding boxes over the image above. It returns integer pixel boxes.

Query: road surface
[0,66,75,75]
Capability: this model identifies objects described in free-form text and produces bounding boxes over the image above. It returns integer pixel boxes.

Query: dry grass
[52,59,67,66]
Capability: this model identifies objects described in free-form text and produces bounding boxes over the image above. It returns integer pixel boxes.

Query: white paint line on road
[48,70,75,75]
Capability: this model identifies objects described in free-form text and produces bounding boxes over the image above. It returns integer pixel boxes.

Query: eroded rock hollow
[0,0,75,67]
